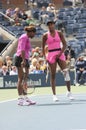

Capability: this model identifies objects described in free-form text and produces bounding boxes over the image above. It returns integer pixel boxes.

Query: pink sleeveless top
[45,30,65,63]
[46,30,61,50]
[16,34,31,59]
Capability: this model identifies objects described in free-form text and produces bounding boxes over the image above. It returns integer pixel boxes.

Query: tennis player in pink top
[42,20,74,101]
[15,25,36,106]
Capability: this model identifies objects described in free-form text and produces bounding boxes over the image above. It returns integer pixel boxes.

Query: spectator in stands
[79,49,86,58]
[33,62,44,74]
[46,3,57,18]
[29,58,37,73]
[25,0,29,9]
[35,47,40,54]
[65,45,76,59]
[82,66,86,85]
[12,7,22,25]
[70,0,82,6]
[31,47,40,60]
[75,56,86,85]
[0,65,9,76]
[30,0,37,6]
[25,0,29,5]
[65,45,76,68]
[39,58,47,73]
[0,56,3,75]
[42,20,74,101]
[6,59,12,72]
[69,0,76,6]
[20,9,28,20]
[6,7,14,17]
[26,15,35,25]
[38,50,44,58]
[4,55,12,66]
[65,53,71,69]
[32,52,39,59]
[31,47,40,58]
[10,66,17,75]
[39,6,49,24]
[15,24,36,106]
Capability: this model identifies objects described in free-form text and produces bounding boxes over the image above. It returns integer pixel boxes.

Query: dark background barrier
[0,71,75,88]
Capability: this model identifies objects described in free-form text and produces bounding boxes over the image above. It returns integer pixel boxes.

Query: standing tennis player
[15,25,36,106]
[42,20,74,101]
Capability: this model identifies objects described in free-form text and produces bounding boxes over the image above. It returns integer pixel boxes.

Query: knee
[18,77,23,83]
[51,73,56,80]
[63,68,70,81]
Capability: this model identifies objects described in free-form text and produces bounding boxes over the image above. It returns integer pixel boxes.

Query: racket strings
[22,69,28,94]
[22,73,35,94]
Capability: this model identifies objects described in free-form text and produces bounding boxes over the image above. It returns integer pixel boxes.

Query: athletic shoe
[17,98,24,106]
[84,82,86,86]
[25,97,36,105]
[53,95,59,102]
[76,83,80,86]
[66,92,74,100]
[18,98,30,106]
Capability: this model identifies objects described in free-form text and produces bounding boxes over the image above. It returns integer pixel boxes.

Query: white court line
[0,98,17,104]
[0,95,36,104]
[71,129,86,130]
[0,93,86,104]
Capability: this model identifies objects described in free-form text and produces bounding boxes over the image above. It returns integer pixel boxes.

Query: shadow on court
[0,94,86,130]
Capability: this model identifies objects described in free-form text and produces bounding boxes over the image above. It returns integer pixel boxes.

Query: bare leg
[22,67,29,95]
[57,59,71,92]
[48,62,57,95]
[17,67,36,105]
[17,67,23,95]
[66,81,71,92]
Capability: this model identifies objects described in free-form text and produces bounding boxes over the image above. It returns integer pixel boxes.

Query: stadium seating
[31,8,40,19]
[57,6,86,37]
[65,24,74,35]
[0,3,86,57]
[0,1,2,9]
[37,0,50,8]
[75,33,86,39]
[67,39,84,57]
[63,1,72,6]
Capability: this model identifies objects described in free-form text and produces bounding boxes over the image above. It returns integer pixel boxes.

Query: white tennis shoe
[25,97,36,105]
[66,91,74,100]
[53,95,59,102]
[18,98,36,106]
[18,98,24,106]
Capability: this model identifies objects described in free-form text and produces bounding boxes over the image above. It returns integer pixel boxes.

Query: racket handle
[23,67,26,73]
[46,75,48,82]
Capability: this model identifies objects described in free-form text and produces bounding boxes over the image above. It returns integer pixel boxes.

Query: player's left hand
[56,53,62,60]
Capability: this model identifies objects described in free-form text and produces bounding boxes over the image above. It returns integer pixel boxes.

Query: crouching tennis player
[15,25,36,106]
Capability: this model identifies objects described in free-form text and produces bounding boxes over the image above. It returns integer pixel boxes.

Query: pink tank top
[16,34,31,59]
[46,30,61,50]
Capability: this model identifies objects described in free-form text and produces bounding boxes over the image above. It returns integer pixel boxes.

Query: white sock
[24,95,28,99]
[19,95,24,99]
[53,95,57,97]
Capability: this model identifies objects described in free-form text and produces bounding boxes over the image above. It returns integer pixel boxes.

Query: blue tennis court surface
[0,94,86,130]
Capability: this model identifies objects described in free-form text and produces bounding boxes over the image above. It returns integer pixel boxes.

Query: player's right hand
[21,60,26,67]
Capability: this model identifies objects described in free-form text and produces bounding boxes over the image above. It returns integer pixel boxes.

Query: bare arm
[21,50,25,61]
[42,33,47,58]
[58,31,67,56]
[21,50,26,67]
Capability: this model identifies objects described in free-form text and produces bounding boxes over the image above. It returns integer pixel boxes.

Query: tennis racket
[46,63,49,83]
[22,67,35,95]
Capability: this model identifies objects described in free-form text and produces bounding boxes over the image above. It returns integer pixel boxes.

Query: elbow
[64,44,67,49]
